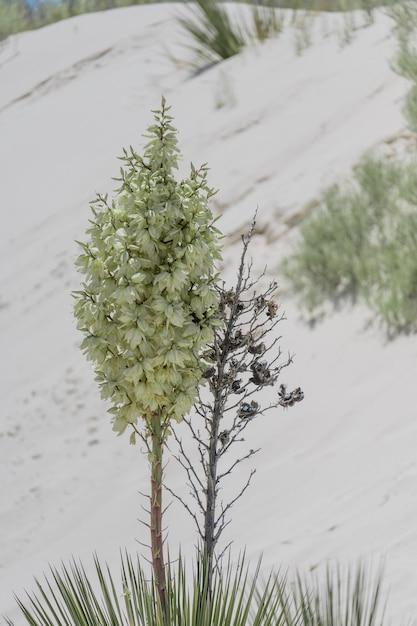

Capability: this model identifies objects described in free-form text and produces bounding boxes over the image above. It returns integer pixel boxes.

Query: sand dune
[1,5,416,623]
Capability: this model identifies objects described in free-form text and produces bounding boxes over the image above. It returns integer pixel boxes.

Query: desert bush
[0,0,26,40]
[391,2,417,131]
[284,155,417,332]
[284,2,417,332]
[0,0,156,41]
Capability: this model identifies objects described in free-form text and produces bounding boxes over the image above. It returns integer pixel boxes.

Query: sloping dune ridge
[1,5,417,623]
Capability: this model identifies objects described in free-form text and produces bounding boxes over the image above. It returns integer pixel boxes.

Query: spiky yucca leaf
[293,563,385,626]
[7,554,294,626]
[177,0,245,66]
[7,556,387,626]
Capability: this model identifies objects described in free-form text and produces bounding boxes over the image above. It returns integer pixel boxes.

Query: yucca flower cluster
[73,98,222,437]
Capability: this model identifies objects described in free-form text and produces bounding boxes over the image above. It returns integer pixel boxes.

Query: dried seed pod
[230,358,248,373]
[249,361,273,386]
[266,300,278,319]
[203,366,216,379]
[219,430,230,447]
[238,400,260,420]
[229,329,248,350]
[254,295,266,312]
[220,289,235,307]
[278,384,304,408]
[248,342,266,355]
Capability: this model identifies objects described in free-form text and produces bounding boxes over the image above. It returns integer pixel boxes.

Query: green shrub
[0,0,26,40]
[176,0,390,71]
[281,2,417,331]
[284,155,417,332]
[0,0,393,44]
[391,2,417,131]
[367,211,417,330]
[0,0,156,42]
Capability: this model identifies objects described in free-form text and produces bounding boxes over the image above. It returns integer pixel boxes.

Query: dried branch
[217,448,260,482]
[168,216,303,592]
[164,484,204,540]
[214,469,256,539]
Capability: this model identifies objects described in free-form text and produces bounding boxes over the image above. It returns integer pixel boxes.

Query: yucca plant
[7,554,294,626]
[73,99,221,609]
[293,563,386,626]
[7,555,387,626]
[177,0,246,67]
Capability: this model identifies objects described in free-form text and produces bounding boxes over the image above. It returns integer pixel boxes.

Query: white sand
[1,5,416,623]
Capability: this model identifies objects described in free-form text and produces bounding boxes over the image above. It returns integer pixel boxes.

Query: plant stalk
[150,413,167,615]
[203,232,251,593]
[204,402,221,594]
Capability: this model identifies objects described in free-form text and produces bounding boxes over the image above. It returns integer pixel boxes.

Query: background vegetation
[284,156,417,332]
[0,0,398,44]
[284,1,417,334]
